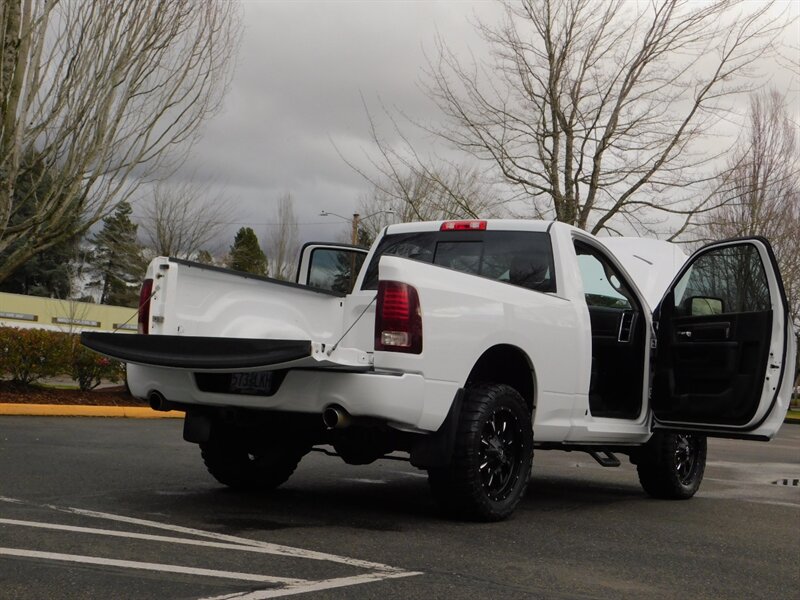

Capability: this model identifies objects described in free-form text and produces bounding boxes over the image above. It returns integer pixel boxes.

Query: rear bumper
[127,364,459,432]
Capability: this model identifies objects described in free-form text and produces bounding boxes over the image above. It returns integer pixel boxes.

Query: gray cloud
[147,0,798,252]
[160,1,499,251]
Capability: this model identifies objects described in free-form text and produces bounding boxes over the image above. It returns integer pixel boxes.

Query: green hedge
[0,327,125,390]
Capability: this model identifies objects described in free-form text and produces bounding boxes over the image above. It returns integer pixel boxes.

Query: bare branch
[264,192,299,281]
[140,178,235,260]
[337,97,504,229]
[419,0,790,235]
[0,0,242,282]
[701,90,800,333]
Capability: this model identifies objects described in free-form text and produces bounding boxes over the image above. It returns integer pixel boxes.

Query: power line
[133,218,352,227]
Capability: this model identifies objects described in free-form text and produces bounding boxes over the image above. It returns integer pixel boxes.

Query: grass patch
[34,382,80,391]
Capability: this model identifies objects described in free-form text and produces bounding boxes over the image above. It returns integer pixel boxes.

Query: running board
[588,450,621,468]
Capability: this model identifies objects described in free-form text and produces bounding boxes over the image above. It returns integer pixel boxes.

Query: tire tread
[428,383,533,521]
[200,440,303,491]
[636,432,706,500]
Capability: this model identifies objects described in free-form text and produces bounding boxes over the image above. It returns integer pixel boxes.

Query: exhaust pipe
[149,391,169,412]
[322,405,351,429]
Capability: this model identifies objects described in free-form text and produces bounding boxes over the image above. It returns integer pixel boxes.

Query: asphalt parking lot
[1,417,798,599]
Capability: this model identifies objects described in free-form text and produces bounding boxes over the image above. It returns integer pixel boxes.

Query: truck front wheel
[636,432,707,499]
[428,383,533,521]
[200,436,307,491]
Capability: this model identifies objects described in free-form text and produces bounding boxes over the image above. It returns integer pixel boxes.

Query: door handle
[676,330,692,339]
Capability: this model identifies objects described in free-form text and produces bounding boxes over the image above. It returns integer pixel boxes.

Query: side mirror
[689,296,724,316]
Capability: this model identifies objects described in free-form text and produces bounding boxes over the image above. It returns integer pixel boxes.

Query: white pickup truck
[83,219,796,521]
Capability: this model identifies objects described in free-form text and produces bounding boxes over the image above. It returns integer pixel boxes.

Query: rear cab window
[361,230,556,293]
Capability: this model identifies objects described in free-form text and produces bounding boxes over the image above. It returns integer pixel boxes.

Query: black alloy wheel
[428,383,534,521]
[479,406,525,502]
[636,431,707,499]
[673,433,698,486]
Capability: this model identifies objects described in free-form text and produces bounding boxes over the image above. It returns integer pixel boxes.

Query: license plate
[229,371,273,395]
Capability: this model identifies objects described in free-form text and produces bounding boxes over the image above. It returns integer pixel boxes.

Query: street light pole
[351,213,360,245]
[320,209,394,246]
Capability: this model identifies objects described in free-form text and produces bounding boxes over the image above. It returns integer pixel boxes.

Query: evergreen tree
[356,226,374,249]
[228,227,267,276]
[0,241,78,297]
[0,152,81,297]
[86,201,146,307]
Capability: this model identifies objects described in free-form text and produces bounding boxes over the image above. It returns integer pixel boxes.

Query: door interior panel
[588,306,644,419]
[675,321,731,341]
[653,311,772,425]
[652,238,788,435]
[575,241,646,421]
[588,306,624,338]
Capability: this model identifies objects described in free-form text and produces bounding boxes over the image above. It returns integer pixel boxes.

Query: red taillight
[440,220,487,231]
[138,278,154,334]
[375,281,422,354]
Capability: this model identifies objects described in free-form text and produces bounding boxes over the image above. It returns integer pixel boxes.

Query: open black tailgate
[81,333,312,370]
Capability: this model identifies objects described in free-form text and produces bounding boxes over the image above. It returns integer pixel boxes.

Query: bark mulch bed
[0,381,145,406]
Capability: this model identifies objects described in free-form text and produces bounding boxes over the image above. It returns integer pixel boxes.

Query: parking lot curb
[0,404,183,418]
[2,403,797,423]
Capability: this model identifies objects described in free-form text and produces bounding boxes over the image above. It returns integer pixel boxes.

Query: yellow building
[0,292,138,333]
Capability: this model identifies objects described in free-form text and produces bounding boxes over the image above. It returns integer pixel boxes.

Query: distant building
[0,292,138,334]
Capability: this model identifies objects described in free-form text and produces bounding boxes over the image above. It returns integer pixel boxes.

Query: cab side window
[672,244,770,316]
[575,244,634,309]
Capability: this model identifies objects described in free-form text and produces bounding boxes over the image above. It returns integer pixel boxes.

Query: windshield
[361,230,556,293]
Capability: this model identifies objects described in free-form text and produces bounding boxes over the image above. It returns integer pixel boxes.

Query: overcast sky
[168,1,501,251]
[162,0,798,254]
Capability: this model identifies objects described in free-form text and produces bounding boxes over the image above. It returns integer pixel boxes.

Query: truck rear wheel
[428,383,533,521]
[636,432,707,499]
[200,437,307,491]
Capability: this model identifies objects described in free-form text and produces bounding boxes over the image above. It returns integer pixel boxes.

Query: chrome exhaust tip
[322,405,351,429]
[148,391,168,412]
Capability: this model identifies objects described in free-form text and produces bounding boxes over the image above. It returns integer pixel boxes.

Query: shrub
[0,326,125,389]
[0,327,69,385]
[70,344,126,391]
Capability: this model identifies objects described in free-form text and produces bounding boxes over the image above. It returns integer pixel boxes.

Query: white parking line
[199,571,420,600]
[0,548,303,584]
[0,517,360,559]
[342,478,388,485]
[48,502,404,572]
[390,470,427,478]
[0,497,422,598]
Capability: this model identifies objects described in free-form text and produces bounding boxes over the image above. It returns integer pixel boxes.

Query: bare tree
[141,179,234,260]
[703,90,799,389]
[704,90,799,326]
[422,0,789,236]
[264,193,299,281]
[358,166,503,243]
[343,101,505,239]
[0,0,241,282]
